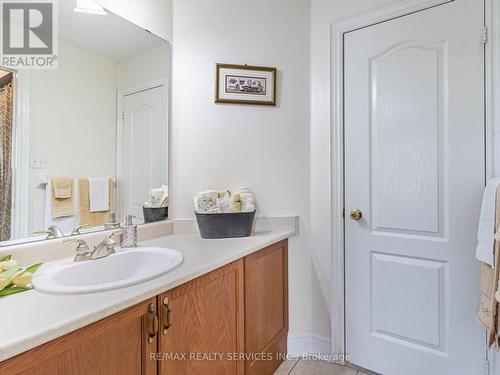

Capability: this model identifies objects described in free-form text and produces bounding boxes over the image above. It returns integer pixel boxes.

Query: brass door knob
[350,209,362,221]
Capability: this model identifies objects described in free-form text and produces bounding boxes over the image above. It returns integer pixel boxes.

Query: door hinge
[484,358,490,375]
[121,112,124,120]
[482,26,488,45]
[342,208,345,218]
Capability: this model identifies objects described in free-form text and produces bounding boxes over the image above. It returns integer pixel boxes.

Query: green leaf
[0,254,12,262]
[0,286,31,297]
[25,263,43,274]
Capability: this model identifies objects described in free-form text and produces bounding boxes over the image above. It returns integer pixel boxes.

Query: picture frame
[215,64,277,106]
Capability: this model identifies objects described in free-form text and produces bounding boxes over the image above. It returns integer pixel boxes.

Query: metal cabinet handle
[148,303,158,344]
[162,296,171,335]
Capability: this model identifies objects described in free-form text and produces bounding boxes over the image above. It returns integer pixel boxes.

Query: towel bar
[36,177,116,189]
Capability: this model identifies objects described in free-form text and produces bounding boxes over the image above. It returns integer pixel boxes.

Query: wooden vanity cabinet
[0,298,158,375]
[156,240,288,375]
[158,259,245,375]
[244,240,288,375]
[0,240,289,375]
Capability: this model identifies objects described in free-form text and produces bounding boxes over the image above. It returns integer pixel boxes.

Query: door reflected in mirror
[0,0,170,246]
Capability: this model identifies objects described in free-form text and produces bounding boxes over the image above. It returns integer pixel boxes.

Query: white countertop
[0,226,295,362]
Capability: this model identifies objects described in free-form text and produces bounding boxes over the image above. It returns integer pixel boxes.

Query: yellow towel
[477,185,500,348]
[218,190,230,199]
[78,178,113,228]
[51,178,73,218]
[229,193,241,212]
[52,177,72,198]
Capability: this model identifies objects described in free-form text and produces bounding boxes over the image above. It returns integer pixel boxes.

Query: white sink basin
[33,247,183,294]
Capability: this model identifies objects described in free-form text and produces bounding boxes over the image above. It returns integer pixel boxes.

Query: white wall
[170,0,330,337]
[27,41,172,235]
[96,0,172,43]
[117,44,171,89]
[28,41,118,234]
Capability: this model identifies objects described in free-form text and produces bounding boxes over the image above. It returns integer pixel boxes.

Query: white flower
[0,259,18,271]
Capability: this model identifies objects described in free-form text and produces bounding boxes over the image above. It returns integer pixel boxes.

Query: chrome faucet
[91,232,122,259]
[35,225,65,239]
[70,224,91,236]
[64,231,122,262]
[64,239,92,262]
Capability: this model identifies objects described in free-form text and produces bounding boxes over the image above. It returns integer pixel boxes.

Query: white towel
[194,190,218,213]
[238,190,256,212]
[476,178,500,266]
[88,177,110,212]
[239,193,255,212]
[44,179,80,233]
[217,197,231,213]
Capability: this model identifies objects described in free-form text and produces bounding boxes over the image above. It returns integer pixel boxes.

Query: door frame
[11,69,30,240]
[116,76,169,221]
[329,0,491,363]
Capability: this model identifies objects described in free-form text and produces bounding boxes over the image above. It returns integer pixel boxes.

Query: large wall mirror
[0,1,170,246]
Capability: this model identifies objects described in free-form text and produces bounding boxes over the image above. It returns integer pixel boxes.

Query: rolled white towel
[229,194,241,212]
[239,192,255,212]
[194,190,218,213]
[217,197,231,213]
[233,187,253,195]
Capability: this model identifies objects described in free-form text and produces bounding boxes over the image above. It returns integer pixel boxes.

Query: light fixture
[73,0,107,16]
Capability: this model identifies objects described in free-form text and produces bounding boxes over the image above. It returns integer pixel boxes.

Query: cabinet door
[0,299,158,375]
[158,260,244,375]
[245,240,288,375]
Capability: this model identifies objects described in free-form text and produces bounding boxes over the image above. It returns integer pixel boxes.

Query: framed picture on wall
[215,64,277,106]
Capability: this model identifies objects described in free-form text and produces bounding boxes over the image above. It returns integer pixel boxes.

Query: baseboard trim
[287,333,331,358]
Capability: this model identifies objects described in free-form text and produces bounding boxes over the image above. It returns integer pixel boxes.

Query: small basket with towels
[143,185,169,223]
[194,188,256,239]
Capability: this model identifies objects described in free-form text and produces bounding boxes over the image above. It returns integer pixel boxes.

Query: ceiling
[58,0,167,61]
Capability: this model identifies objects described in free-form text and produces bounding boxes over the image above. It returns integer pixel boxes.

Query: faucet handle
[71,224,91,236]
[64,238,90,250]
[64,239,91,261]
[105,230,123,240]
[104,230,123,251]
[34,225,65,239]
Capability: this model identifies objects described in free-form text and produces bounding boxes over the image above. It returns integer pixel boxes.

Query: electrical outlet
[29,155,47,169]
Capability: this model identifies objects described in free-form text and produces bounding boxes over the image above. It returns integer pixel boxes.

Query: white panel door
[122,85,166,220]
[344,2,485,374]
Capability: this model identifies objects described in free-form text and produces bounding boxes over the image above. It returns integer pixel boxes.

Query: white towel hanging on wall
[88,177,110,212]
[476,178,500,266]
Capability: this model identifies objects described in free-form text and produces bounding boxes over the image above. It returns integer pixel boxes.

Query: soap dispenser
[121,215,137,248]
[104,212,120,230]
